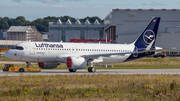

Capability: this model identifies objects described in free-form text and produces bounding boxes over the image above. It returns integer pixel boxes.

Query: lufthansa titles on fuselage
[35,43,63,48]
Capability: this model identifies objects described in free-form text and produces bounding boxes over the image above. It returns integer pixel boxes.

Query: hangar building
[104,9,180,55]
[48,19,104,42]
[48,9,180,56]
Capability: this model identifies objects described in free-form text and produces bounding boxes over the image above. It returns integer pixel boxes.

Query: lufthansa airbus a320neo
[4,17,174,72]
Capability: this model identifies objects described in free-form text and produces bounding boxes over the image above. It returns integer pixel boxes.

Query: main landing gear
[88,67,96,72]
[88,62,96,72]
[68,62,96,73]
[69,69,76,72]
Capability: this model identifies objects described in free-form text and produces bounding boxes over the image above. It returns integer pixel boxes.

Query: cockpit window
[11,46,24,50]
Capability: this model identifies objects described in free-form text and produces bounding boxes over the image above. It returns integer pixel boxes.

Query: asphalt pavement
[0,69,180,76]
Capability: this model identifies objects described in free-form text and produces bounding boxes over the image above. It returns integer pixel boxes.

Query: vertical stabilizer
[134,17,160,48]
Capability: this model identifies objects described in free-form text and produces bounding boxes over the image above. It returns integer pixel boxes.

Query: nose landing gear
[88,62,96,72]
[69,69,77,72]
[26,62,30,68]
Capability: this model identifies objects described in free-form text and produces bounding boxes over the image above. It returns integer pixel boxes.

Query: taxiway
[0,69,180,76]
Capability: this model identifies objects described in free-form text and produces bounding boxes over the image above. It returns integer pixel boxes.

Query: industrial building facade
[104,9,180,55]
[48,9,180,55]
[7,26,43,41]
[48,19,104,42]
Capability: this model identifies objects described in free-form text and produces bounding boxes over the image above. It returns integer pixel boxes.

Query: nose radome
[4,50,10,59]
[4,51,8,58]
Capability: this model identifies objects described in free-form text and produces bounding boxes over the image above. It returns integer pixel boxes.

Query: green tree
[16,16,25,22]
[14,20,23,26]
[44,16,59,22]
[60,16,76,22]
[0,15,104,32]
[3,17,9,22]
[8,19,14,26]
[0,18,9,29]
[22,20,31,26]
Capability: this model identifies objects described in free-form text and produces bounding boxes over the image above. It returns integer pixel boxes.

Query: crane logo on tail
[143,30,155,44]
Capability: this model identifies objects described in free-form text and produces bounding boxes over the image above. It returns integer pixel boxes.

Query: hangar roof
[7,26,29,32]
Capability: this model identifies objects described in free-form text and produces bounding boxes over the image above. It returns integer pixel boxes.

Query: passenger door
[29,43,35,55]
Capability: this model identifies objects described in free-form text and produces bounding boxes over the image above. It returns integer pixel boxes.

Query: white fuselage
[5,42,135,64]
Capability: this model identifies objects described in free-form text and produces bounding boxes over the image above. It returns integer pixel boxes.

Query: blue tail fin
[134,17,160,48]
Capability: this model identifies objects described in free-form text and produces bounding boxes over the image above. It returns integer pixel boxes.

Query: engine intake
[66,57,87,69]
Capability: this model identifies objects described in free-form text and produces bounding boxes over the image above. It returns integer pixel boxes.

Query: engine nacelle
[153,46,166,58]
[38,62,59,69]
[153,53,165,58]
[66,57,87,69]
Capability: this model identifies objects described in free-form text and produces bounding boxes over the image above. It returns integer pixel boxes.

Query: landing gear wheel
[19,68,24,72]
[88,67,91,72]
[69,69,76,72]
[91,67,96,73]
[88,67,96,73]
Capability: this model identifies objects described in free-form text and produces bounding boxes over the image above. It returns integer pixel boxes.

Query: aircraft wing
[137,47,176,53]
[81,51,133,59]
[81,47,176,59]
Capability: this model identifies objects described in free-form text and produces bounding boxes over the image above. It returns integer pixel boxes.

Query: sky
[0,0,180,21]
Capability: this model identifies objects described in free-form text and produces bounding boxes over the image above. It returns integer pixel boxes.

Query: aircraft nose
[4,50,11,59]
[4,51,8,58]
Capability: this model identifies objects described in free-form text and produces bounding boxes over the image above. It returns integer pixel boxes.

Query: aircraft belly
[22,54,56,62]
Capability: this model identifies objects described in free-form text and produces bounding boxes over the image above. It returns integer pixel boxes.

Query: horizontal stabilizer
[137,47,176,53]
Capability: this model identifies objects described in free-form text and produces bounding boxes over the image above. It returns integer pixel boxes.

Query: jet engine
[66,57,87,69]
[38,62,59,69]
[153,47,166,58]
[153,51,166,58]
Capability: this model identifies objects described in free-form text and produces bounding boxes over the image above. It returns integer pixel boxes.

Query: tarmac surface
[0,61,34,64]
[1,69,180,76]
